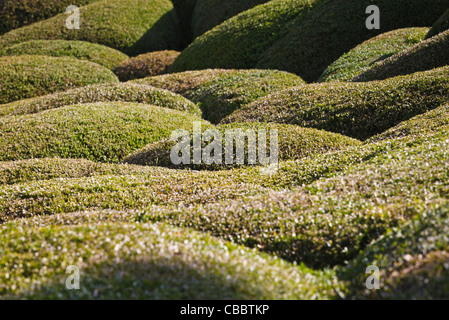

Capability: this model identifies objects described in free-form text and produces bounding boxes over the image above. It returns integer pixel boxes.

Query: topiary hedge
[135,69,305,124]
[353,29,449,82]
[0,40,129,70]
[0,82,201,117]
[0,221,337,299]
[0,0,100,34]
[171,0,448,82]
[426,8,449,38]
[319,28,429,82]
[0,0,181,56]
[191,0,271,38]
[0,102,206,163]
[0,55,118,104]
[223,66,449,140]
[114,50,180,81]
[123,122,360,169]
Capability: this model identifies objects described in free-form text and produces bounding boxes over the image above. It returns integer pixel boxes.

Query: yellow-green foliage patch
[368,104,449,142]
[0,82,201,117]
[0,0,181,55]
[114,51,180,81]
[138,129,449,268]
[123,122,360,169]
[135,69,305,124]
[0,40,129,70]
[0,55,118,104]
[0,221,339,299]
[224,66,449,140]
[427,8,449,38]
[0,102,207,163]
[0,0,100,34]
[171,0,447,82]
[353,29,449,81]
[319,28,429,82]
[343,205,449,299]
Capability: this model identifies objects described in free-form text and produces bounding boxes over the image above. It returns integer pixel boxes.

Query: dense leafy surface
[135,69,305,123]
[0,55,118,104]
[354,30,449,81]
[0,0,100,34]
[319,28,428,82]
[0,83,201,117]
[427,8,449,38]
[224,67,449,140]
[171,0,448,82]
[0,40,129,70]
[0,102,206,163]
[0,0,181,55]
[114,51,180,81]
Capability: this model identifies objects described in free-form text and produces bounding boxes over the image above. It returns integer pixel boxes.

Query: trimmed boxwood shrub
[223,66,449,140]
[114,50,180,81]
[0,102,207,163]
[0,55,118,104]
[123,122,360,169]
[0,40,129,70]
[426,8,449,38]
[353,29,449,82]
[0,0,100,34]
[0,82,201,117]
[0,0,181,55]
[191,0,271,38]
[135,69,305,124]
[171,0,448,82]
[0,221,337,299]
[319,28,429,82]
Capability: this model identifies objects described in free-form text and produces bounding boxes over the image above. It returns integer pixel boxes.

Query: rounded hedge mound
[0,82,201,117]
[0,0,100,34]
[0,221,336,299]
[135,69,305,124]
[0,102,206,163]
[319,28,429,82]
[0,40,129,70]
[191,0,270,38]
[426,8,449,38]
[353,29,449,82]
[0,55,118,104]
[138,129,449,268]
[123,122,360,169]
[0,0,181,56]
[368,104,449,142]
[171,0,447,82]
[114,50,180,81]
[343,205,449,299]
[224,66,449,140]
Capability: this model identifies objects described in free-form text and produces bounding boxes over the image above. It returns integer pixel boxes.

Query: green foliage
[135,69,305,124]
[319,28,428,82]
[138,129,449,268]
[0,55,118,104]
[0,221,339,299]
[354,29,449,81]
[0,102,206,163]
[0,0,181,55]
[426,8,449,38]
[114,51,180,81]
[0,40,129,69]
[123,122,360,169]
[191,0,270,38]
[0,82,201,117]
[171,0,448,82]
[224,66,449,140]
[0,0,100,34]
[342,205,449,299]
